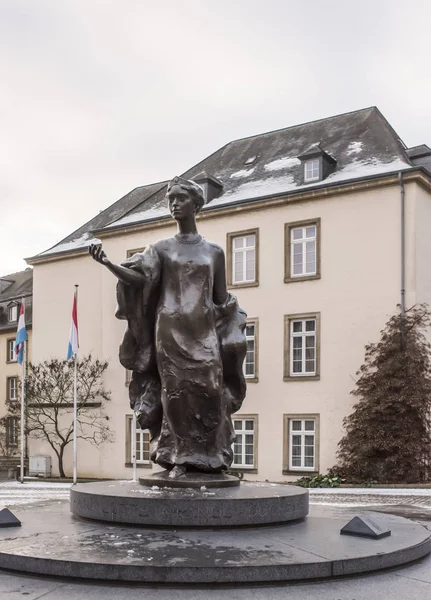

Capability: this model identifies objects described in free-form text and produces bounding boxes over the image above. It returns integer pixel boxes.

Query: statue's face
[167,185,195,220]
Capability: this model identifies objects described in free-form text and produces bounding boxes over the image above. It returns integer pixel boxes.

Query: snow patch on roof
[208,157,411,209]
[264,157,301,171]
[230,168,256,179]
[325,157,409,183]
[105,202,170,229]
[209,174,296,206]
[347,141,363,155]
[40,232,101,256]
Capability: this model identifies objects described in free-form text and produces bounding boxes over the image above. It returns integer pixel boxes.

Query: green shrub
[294,473,343,488]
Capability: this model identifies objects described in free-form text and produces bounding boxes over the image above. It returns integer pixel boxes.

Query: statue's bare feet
[168,465,187,479]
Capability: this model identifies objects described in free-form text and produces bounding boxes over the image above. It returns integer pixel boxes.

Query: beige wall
[29,180,428,481]
[29,255,104,475]
[414,184,431,308]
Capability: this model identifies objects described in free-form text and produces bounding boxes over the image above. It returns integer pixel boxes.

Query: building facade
[26,107,431,481]
[0,270,33,468]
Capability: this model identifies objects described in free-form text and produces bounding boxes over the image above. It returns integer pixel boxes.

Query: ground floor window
[232,417,257,468]
[135,427,151,464]
[125,415,151,467]
[283,414,320,473]
[6,416,19,447]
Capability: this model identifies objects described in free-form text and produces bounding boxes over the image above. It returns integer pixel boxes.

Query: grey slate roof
[31,106,423,259]
[0,269,33,332]
[406,144,431,159]
[101,107,414,232]
[406,144,431,174]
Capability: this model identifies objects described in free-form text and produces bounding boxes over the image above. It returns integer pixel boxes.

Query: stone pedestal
[70,480,309,527]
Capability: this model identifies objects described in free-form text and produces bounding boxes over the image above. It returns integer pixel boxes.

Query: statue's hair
[167,176,205,213]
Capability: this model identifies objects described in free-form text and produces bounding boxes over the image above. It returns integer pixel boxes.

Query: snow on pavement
[309,488,431,495]
[309,487,431,509]
[0,481,72,506]
[1,480,431,509]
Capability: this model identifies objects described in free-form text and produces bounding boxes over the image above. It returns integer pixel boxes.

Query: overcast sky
[1,0,430,275]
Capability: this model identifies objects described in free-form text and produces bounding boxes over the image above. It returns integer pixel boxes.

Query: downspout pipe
[399,171,406,344]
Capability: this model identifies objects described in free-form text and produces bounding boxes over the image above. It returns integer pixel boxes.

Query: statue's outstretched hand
[89,244,109,265]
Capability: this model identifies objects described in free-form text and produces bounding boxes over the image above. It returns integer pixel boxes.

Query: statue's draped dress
[116,237,247,472]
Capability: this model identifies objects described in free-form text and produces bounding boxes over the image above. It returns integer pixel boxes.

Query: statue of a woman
[89,177,247,478]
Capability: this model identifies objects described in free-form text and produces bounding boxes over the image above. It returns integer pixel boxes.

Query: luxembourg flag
[15,301,27,365]
[67,290,79,360]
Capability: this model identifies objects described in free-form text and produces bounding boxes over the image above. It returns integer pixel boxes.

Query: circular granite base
[70,481,309,527]
[0,501,429,584]
[139,470,240,489]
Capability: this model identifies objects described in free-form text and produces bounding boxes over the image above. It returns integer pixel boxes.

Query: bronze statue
[89,177,247,478]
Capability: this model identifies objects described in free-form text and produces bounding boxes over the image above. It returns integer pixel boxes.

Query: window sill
[6,361,18,365]
[228,281,259,290]
[283,470,319,476]
[245,377,258,384]
[229,467,258,474]
[124,462,152,469]
[303,178,321,184]
[284,375,320,382]
[284,274,321,284]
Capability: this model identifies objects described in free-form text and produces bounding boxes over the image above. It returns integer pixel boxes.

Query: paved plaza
[0,481,430,599]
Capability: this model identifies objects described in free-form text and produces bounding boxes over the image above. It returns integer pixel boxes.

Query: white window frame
[244,323,256,379]
[6,416,19,447]
[232,234,256,284]
[232,418,256,468]
[289,418,316,471]
[8,304,18,322]
[304,159,320,182]
[290,318,316,376]
[7,377,18,401]
[134,427,151,464]
[291,225,317,277]
[7,339,16,362]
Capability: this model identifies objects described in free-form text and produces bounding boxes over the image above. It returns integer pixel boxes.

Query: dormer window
[299,145,337,185]
[304,159,320,182]
[8,303,18,323]
[192,171,223,204]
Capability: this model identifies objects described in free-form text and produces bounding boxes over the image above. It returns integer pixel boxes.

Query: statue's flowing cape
[115,244,247,472]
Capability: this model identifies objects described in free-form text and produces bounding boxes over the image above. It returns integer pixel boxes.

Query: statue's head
[166,177,205,219]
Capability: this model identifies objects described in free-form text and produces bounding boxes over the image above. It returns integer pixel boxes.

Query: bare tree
[4,355,114,478]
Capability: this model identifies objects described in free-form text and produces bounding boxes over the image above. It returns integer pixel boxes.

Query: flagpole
[73,285,79,485]
[132,412,137,482]
[20,299,26,484]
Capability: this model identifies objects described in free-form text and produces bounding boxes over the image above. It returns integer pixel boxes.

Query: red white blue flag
[15,301,27,365]
[67,291,79,360]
